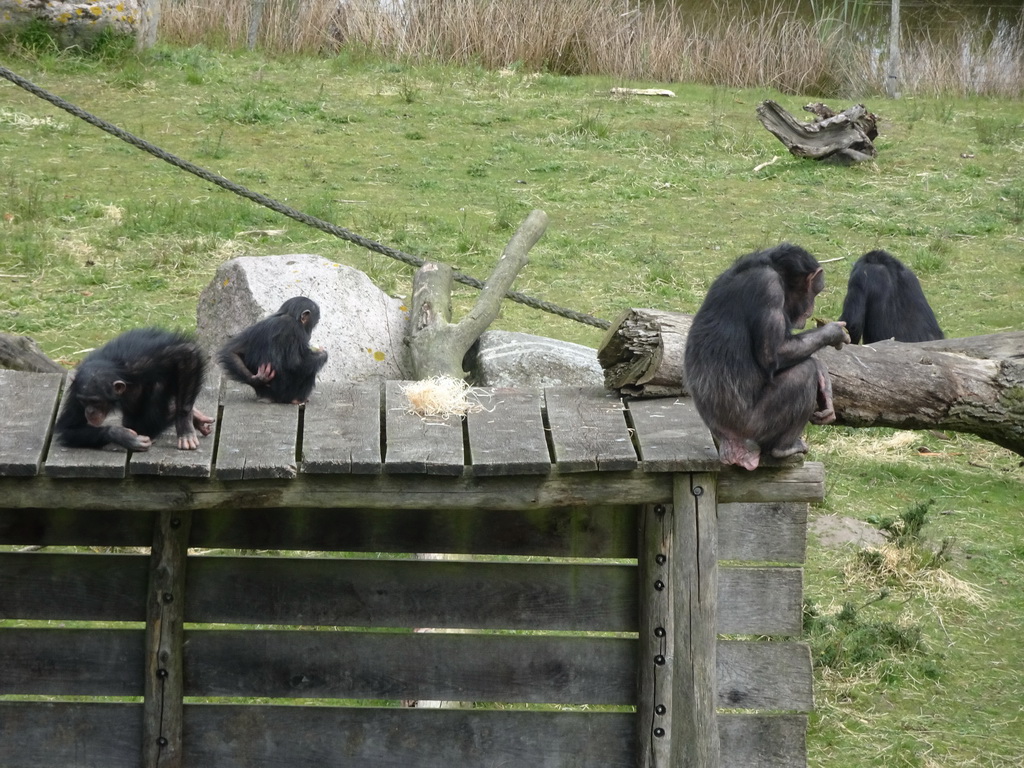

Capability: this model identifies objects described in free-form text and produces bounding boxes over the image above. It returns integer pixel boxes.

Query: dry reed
[159,0,1024,97]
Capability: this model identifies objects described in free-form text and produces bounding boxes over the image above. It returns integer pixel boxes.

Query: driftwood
[598,308,1024,457]
[408,209,548,380]
[0,333,65,373]
[756,100,878,165]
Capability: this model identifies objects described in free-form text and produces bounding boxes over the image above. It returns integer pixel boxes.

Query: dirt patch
[809,514,887,549]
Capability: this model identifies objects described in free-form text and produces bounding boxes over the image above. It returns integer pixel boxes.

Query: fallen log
[756,100,878,165]
[597,308,1024,457]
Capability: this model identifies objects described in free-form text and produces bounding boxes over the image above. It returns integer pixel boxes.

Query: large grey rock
[197,254,412,383]
[466,331,604,388]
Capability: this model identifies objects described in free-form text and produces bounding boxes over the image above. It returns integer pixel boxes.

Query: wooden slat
[719,502,807,563]
[718,641,813,711]
[383,381,465,475]
[185,557,635,631]
[544,386,638,472]
[0,552,799,635]
[0,552,148,621]
[129,371,221,478]
[718,567,803,636]
[44,441,129,479]
[188,505,639,558]
[671,473,719,767]
[718,462,825,503]
[300,381,382,474]
[0,471,675,511]
[465,388,551,475]
[637,503,675,768]
[0,702,142,768]
[143,509,191,768]
[182,706,636,768]
[626,396,719,472]
[215,381,299,480]
[0,508,155,548]
[718,714,807,768]
[0,628,144,696]
[183,630,635,704]
[0,370,64,477]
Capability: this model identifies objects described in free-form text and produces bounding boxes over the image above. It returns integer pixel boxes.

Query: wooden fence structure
[0,369,820,768]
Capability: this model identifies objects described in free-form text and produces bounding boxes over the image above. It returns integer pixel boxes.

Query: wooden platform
[0,368,824,768]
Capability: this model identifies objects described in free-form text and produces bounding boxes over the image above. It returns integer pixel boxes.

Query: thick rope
[0,64,611,330]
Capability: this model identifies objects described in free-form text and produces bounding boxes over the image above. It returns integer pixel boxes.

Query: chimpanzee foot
[719,438,761,471]
[810,407,835,425]
[770,439,809,459]
[192,408,215,436]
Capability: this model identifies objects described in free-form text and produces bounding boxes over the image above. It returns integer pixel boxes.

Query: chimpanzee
[55,328,214,451]
[838,249,944,344]
[684,243,850,471]
[217,296,328,404]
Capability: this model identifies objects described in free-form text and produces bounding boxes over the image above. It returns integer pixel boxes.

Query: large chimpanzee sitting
[838,249,944,344]
[56,328,214,451]
[684,243,850,471]
[217,296,328,404]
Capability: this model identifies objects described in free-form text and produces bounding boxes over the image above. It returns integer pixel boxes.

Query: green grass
[1,43,1023,768]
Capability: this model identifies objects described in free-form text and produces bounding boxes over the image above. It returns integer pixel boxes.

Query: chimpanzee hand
[825,321,851,350]
[111,426,153,452]
[253,362,276,384]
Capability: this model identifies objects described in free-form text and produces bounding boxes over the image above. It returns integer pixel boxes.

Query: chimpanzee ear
[806,268,824,296]
[113,380,128,396]
[300,310,312,325]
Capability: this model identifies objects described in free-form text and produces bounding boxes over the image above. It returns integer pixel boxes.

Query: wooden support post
[638,473,719,768]
[142,509,192,768]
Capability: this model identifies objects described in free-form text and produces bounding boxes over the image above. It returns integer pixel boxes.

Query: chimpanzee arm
[56,406,153,451]
[218,336,261,385]
[774,322,849,370]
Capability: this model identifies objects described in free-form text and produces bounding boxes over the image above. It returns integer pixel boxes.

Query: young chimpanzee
[838,249,944,344]
[684,243,850,471]
[56,328,214,451]
[217,296,328,404]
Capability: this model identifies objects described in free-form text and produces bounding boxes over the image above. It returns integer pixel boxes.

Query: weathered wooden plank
[0,471,674,511]
[718,640,814,711]
[0,369,64,477]
[129,371,221,478]
[182,706,636,768]
[718,714,807,768]
[0,702,142,768]
[44,439,130,479]
[718,567,803,636]
[465,388,551,475]
[0,552,148,621]
[719,502,808,563]
[544,386,638,472]
[143,509,191,768]
[185,557,635,631]
[0,504,638,556]
[184,630,635,704]
[718,462,825,503]
[626,397,719,472]
[0,628,144,695]
[671,473,719,768]
[637,503,675,768]
[301,381,382,473]
[384,380,465,475]
[215,381,299,480]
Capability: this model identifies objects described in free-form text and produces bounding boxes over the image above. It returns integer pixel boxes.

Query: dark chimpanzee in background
[684,243,850,471]
[218,296,328,404]
[56,328,214,451]
[838,249,944,344]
